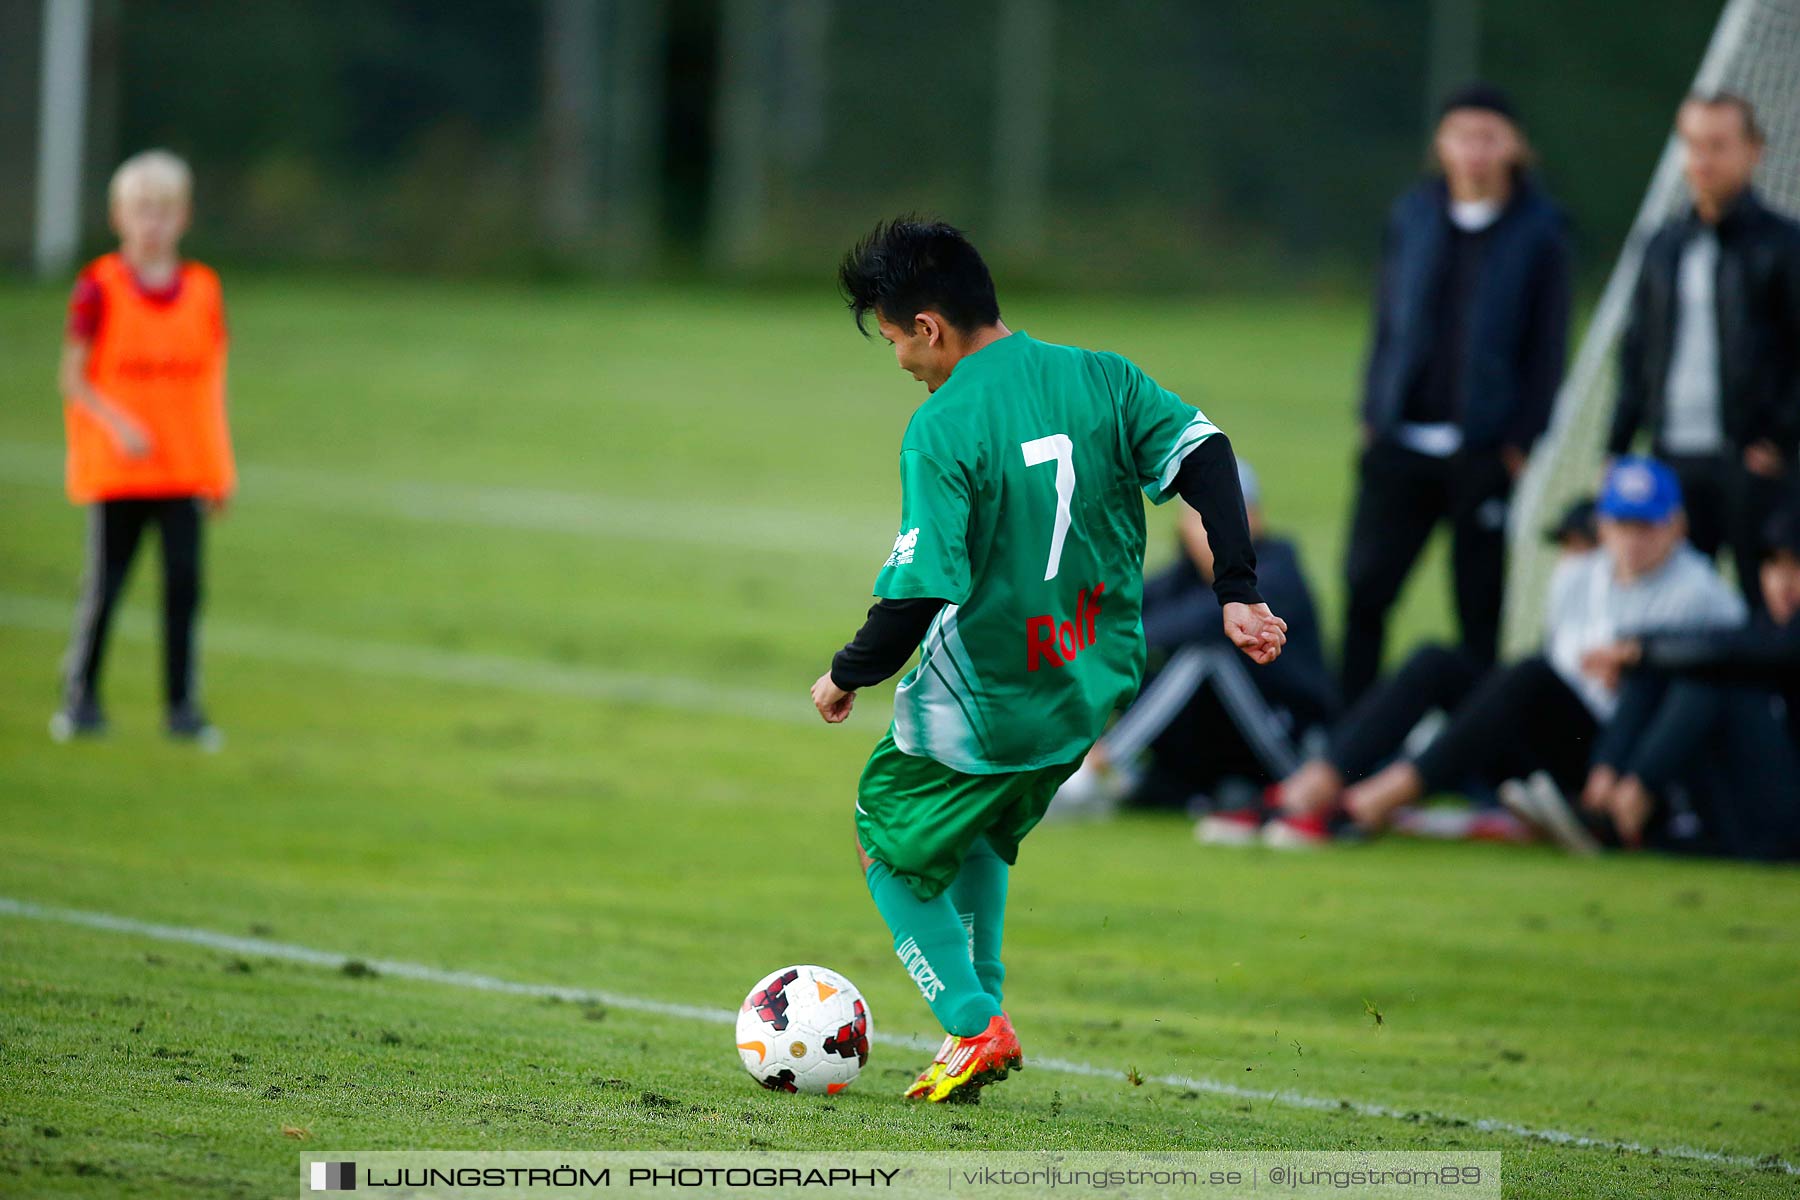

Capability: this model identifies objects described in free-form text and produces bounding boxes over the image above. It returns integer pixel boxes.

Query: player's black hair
[838,217,1001,337]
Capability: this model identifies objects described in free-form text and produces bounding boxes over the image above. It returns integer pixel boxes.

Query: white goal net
[1501,0,1800,653]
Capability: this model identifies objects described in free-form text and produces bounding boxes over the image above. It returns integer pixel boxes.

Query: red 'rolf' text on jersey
[1025,583,1106,672]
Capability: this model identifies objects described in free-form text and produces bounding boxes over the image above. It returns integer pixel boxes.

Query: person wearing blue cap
[1340,83,1573,706]
[1335,457,1745,842]
[1576,498,1800,860]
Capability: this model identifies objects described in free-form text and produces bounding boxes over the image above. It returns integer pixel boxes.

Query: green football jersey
[871,330,1221,774]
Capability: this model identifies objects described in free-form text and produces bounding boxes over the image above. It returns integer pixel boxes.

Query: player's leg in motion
[864,854,1021,1103]
[864,856,1001,1037]
[947,834,1009,1003]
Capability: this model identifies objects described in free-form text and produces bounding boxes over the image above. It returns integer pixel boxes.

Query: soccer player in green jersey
[812,218,1288,1103]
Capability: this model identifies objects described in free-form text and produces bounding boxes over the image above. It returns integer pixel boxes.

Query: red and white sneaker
[923,1013,1024,1104]
[1194,807,1263,846]
[1466,808,1536,844]
[1261,811,1332,848]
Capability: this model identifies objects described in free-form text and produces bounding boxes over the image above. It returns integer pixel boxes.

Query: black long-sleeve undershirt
[1173,434,1262,607]
[830,597,946,691]
[828,434,1263,692]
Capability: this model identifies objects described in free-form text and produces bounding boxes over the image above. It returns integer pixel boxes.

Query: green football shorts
[854,728,1086,902]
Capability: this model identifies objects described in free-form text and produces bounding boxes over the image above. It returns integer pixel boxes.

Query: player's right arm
[813,597,948,723]
[814,441,971,724]
[830,598,947,690]
[60,275,152,459]
[59,339,151,459]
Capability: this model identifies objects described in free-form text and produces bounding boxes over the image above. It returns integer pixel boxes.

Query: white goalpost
[1501,0,1800,654]
[32,0,92,279]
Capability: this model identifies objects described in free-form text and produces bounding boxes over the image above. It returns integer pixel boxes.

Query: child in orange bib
[53,150,233,747]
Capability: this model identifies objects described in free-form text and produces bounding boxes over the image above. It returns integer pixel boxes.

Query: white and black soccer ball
[734,965,870,1094]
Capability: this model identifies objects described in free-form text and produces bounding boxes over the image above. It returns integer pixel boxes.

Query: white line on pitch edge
[0,896,1789,1177]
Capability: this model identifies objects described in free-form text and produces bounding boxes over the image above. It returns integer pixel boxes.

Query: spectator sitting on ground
[1252,496,1599,848]
[1328,459,1745,841]
[1573,499,1800,860]
[1048,461,1332,823]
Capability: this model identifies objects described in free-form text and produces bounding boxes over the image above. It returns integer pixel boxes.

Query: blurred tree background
[0,0,1720,288]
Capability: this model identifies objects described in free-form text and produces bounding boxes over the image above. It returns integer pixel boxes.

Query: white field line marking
[0,594,853,728]
[0,442,888,557]
[1,896,1790,1177]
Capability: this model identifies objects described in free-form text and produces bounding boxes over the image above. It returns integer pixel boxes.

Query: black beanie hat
[1439,82,1519,125]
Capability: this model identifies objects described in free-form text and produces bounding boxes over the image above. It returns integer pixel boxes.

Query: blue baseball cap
[1597,456,1683,523]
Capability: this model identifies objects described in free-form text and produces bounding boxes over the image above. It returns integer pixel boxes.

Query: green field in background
[1,281,1795,1199]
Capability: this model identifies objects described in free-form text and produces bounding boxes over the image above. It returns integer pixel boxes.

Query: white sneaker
[1497,778,1537,826]
[1525,771,1602,855]
[1501,773,1600,856]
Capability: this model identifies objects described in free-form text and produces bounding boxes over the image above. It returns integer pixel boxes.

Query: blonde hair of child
[109,150,192,210]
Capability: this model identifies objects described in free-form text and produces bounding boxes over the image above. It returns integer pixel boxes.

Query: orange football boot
[924,1013,1023,1104]
[902,1034,957,1100]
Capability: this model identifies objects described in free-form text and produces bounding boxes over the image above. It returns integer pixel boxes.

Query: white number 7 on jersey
[1020,434,1076,581]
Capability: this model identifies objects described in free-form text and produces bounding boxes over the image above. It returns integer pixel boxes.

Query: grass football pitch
[0,279,1795,1198]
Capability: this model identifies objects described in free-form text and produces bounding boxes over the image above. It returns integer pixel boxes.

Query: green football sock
[947,835,1009,1005]
[865,858,1001,1037]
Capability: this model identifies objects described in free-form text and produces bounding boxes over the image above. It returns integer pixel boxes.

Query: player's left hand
[1223,602,1286,665]
[812,673,856,724]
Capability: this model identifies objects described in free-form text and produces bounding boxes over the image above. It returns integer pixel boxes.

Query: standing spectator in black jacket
[1342,84,1573,703]
[1577,501,1800,860]
[1609,92,1800,613]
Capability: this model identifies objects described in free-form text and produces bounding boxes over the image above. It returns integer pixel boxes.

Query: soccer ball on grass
[734,965,870,1094]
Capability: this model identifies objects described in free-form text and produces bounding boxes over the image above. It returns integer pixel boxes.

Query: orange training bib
[65,252,233,503]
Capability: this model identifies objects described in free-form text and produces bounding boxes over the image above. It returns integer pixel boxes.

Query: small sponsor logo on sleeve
[885,527,920,568]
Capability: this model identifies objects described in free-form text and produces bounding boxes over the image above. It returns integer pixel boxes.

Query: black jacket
[1362,176,1572,452]
[1638,615,1800,744]
[1609,188,1800,458]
